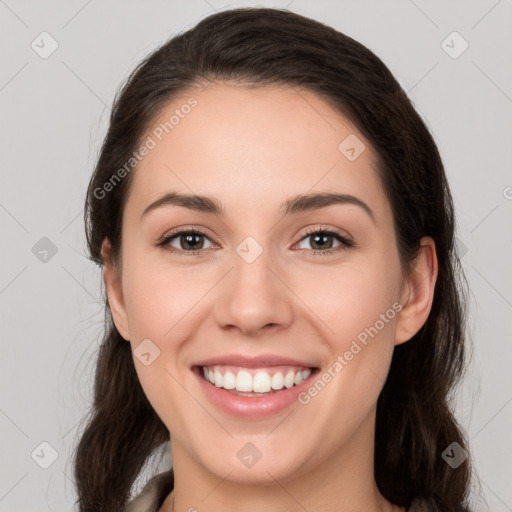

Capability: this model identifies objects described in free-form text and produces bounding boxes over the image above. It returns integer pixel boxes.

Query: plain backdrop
[1,1,511,510]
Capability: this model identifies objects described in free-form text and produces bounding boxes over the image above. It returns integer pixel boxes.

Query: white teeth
[253,372,272,393]
[235,370,253,392]
[293,369,312,385]
[223,371,236,389]
[271,372,284,390]
[284,370,295,388]
[201,366,312,393]
[214,369,223,387]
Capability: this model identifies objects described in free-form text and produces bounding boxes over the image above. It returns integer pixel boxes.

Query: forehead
[125,82,389,222]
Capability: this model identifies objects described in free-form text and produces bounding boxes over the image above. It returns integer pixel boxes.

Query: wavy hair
[74,7,472,511]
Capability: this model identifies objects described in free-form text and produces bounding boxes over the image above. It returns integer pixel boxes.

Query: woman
[73,7,472,512]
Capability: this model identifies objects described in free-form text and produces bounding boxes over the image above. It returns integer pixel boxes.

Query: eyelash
[157,226,354,257]
[300,227,354,255]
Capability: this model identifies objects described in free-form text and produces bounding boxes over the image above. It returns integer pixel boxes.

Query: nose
[213,243,294,336]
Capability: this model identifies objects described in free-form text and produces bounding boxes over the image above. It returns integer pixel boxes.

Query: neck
[160,411,403,512]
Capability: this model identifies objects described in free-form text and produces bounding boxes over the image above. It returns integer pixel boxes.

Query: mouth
[194,365,317,396]
[191,363,320,417]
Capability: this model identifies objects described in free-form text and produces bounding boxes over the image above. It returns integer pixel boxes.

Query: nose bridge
[214,234,293,334]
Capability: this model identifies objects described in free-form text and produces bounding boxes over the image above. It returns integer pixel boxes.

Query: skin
[101,83,438,512]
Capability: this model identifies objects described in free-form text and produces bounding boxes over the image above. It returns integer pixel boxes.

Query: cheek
[119,256,203,428]
[293,255,401,350]
[121,255,210,342]
[293,264,400,446]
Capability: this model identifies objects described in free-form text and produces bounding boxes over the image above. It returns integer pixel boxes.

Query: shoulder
[408,499,472,512]
[122,477,468,512]
[124,469,174,512]
[408,500,433,511]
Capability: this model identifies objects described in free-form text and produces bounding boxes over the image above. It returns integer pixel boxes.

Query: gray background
[1,0,511,510]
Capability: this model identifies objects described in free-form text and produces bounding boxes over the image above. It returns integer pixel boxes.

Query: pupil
[312,234,332,250]
[182,234,203,250]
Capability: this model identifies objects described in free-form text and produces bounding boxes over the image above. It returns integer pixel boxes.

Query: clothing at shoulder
[124,469,174,512]
[408,499,434,511]
[123,469,434,512]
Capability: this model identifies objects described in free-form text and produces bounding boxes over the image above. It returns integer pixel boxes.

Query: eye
[293,227,353,255]
[157,226,353,256]
[158,228,215,255]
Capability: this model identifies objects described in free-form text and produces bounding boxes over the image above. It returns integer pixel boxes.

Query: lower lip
[192,367,318,419]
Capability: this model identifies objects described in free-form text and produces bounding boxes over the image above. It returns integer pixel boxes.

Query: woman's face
[103,83,432,485]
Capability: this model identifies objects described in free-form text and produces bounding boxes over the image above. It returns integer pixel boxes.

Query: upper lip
[193,354,317,369]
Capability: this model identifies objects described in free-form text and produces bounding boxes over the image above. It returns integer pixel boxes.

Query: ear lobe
[100,239,130,341]
[394,237,438,346]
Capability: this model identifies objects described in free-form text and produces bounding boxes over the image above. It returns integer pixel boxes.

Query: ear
[100,238,130,341]
[395,236,438,345]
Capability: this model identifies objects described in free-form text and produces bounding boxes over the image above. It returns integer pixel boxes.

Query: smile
[200,365,312,395]
[192,363,319,418]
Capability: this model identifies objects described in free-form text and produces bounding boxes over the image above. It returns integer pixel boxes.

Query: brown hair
[74,7,472,511]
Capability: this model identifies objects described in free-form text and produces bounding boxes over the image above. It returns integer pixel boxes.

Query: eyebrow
[141,191,375,223]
